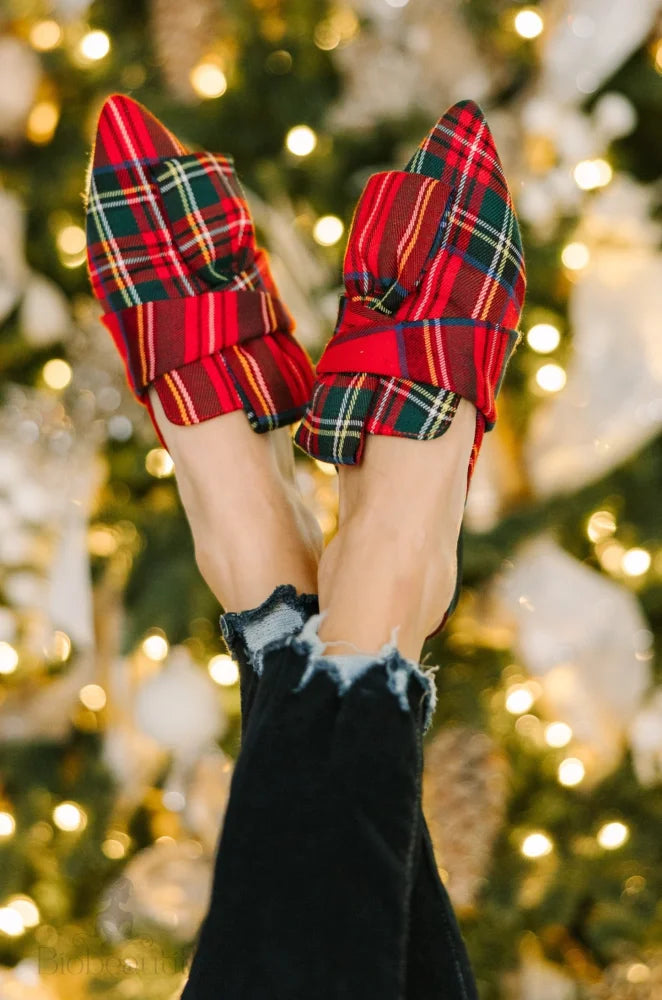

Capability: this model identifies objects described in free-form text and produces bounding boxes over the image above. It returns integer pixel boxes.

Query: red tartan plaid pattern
[295,101,526,476]
[85,95,314,435]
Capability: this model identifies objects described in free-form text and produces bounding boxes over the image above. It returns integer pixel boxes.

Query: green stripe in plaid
[86,95,314,434]
[295,100,525,472]
[300,374,459,464]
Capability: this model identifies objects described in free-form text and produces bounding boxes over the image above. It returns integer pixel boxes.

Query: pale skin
[149,390,476,662]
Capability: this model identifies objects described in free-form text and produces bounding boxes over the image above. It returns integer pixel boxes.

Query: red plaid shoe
[86,95,314,446]
[295,100,526,632]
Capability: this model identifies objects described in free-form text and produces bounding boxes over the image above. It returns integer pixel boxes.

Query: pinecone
[584,951,662,999]
[423,725,509,910]
[149,0,219,103]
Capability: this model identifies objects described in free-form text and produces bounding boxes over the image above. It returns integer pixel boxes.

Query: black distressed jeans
[181,585,479,1000]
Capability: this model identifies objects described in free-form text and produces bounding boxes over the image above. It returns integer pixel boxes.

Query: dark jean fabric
[181,586,479,1000]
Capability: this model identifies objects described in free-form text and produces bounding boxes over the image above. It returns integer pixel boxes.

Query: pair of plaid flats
[86,94,526,634]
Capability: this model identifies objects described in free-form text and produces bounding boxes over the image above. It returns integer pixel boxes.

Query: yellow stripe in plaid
[137,305,148,388]
[334,373,368,461]
[163,371,193,424]
[156,159,215,265]
[231,346,276,425]
[477,202,516,321]
[393,180,438,291]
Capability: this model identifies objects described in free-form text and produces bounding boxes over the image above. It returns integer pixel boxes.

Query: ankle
[318,527,456,660]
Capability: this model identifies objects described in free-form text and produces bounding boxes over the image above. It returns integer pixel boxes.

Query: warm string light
[621,547,651,577]
[285,125,317,157]
[42,358,72,390]
[558,757,585,787]
[574,158,613,191]
[52,801,87,832]
[514,9,544,39]
[654,39,662,74]
[526,323,560,354]
[535,363,566,393]
[101,830,131,861]
[208,654,240,686]
[48,630,72,662]
[79,684,107,711]
[29,20,62,51]
[521,832,553,858]
[56,224,86,268]
[627,963,651,984]
[313,215,344,246]
[505,683,536,715]
[0,907,25,937]
[7,896,40,929]
[26,101,60,144]
[545,722,573,747]
[0,642,18,675]
[561,241,590,271]
[78,30,111,62]
[586,509,616,543]
[597,540,626,574]
[313,9,359,50]
[145,448,175,478]
[597,821,629,849]
[141,632,169,661]
[190,60,228,99]
[0,812,16,838]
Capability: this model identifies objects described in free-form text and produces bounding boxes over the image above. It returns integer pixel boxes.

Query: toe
[91,93,186,170]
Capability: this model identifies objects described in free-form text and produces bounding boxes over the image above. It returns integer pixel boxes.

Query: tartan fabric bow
[86,95,314,432]
[295,100,526,469]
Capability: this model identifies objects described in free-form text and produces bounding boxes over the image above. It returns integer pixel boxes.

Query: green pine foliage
[1,0,661,995]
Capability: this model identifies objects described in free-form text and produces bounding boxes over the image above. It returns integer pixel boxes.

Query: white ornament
[517,180,558,229]
[52,0,93,19]
[0,648,94,742]
[492,537,652,777]
[328,0,489,130]
[521,97,563,136]
[513,951,576,1000]
[0,961,58,1000]
[248,190,329,350]
[540,0,659,104]
[629,688,662,786]
[4,572,46,609]
[103,723,167,810]
[526,180,662,496]
[135,647,226,760]
[47,451,102,648]
[185,750,234,852]
[593,92,637,140]
[99,839,211,942]
[552,109,595,162]
[20,273,72,347]
[0,607,16,642]
[0,190,29,322]
[0,38,41,140]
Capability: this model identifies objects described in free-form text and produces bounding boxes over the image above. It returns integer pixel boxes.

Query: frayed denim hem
[287,612,438,732]
[220,584,319,676]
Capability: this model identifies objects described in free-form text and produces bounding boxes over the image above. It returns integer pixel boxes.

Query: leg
[182,616,431,1000]
[318,397,477,660]
[181,579,478,1000]
[149,392,322,611]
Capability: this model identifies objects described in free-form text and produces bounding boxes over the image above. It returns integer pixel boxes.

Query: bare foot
[149,391,323,612]
[317,398,477,661]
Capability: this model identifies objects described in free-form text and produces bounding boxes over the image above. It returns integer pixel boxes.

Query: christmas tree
[1,0,661,997]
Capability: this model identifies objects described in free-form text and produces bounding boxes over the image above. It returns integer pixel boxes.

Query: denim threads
[289,612,438,731]
[182,584,479,1000]
[220,583,319,675]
